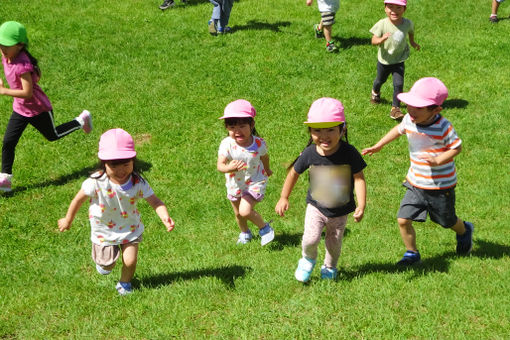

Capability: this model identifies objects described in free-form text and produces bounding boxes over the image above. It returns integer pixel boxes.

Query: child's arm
[260,154,273,177]
[352,171,366,223]
[0,72,33,99]
[362,125,402,156]
[371,33,391,45]
[275,168,300,217]
[145,194,175,231]
[306,0,313,6]
[58,189,89,232]
[217,155,246,173]
[408,33,421,50]
[419,145,462,167]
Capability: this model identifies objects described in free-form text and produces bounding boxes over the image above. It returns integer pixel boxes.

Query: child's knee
[398,217,412,228]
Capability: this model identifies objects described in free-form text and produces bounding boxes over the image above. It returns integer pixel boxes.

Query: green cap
[0,21,28,47]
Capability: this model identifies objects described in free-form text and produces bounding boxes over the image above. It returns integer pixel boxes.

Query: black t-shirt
[293,142,367,217]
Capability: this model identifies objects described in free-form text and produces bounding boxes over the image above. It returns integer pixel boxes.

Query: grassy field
[1,0,510,338]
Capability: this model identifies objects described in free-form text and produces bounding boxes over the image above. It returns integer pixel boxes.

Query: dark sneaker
[217,27,232,35]
[159,0,175,10]
[489,15,499,23]
[326,42,338,53]
[456,221,474,255]
[397,250,421,266]
[390,107,404,120]
[314,24,324,38]
[370,91,381,104]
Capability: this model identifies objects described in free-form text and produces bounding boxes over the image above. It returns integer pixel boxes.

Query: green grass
[1,0,510,338]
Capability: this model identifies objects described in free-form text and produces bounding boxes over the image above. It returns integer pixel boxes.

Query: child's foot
[456,222,474,255]
[314,24,324,38]
[490,15,499,23]
[259,223,274,246]
[159,0,175,10]
[396,250,421,266]
[217,27,232,34]
[78,110,93,134]
[0,173,12,192]
[295,257,316,283]
[116,281,133,296]
[320,265,338,280]
[370,91,381,104]
[96,264,112,275]
[237,230,253,245]
[326,41,338,53]
[390,107,404,120]
[208,20,217,35]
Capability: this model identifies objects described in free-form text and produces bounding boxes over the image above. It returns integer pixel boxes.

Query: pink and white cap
[304,97,346,128]
[397,77,448,107]
[384,0,407,6]
[219,99,256,119]
[98,128,137,160]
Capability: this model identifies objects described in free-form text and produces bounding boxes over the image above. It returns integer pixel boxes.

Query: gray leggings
[372,61,405,107]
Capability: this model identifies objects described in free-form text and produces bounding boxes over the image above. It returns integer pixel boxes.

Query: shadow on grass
[266,228,351,251]
[336,36,371,49]
[137,265,251,290]
[2,159,152,197]
[233,20,291,33]
[340,239,509,281]
[442,98,469,109]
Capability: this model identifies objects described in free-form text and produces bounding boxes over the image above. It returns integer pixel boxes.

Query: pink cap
[304,97,346,128]
[98,128,137,160]
[384,0,407,6]
[397,77,448,107]
[219,99,256,119]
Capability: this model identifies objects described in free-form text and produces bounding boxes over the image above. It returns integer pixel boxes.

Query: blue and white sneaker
[295,257,316,283]
[259,223,274,246]
[396,250,421,266]
[116,281,133,296]
[320,265,338,280]
[456,221,474,255]
[237,230,253,245]
[96,264,111,275]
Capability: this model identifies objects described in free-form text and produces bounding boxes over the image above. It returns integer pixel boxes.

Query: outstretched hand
[275,198,289,217]
[58,218,71,232]
[163,217,175,232]
[361,145,381,156]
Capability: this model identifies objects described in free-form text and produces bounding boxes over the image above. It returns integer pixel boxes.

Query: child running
[58,128,175,295]
[275,98,366,282]
[307,0,340,53]
[208,0,234,35]
[0,21,92,192]
[369,0,420,120]
[362,77,474,265]
[217,99,275,246]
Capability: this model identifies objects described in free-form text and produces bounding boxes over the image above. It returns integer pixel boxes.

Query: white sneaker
[78,110,93,134]
[96,264,112,275]
[295,257,316,283]
[116,281,133,296]
[259,223,274,246]
[0,173,12,192]
[237,230,253,245]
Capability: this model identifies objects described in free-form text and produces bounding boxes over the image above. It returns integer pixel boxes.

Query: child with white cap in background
[369,0,420,120]
[217,99,275,246]
[275,98,366,282]
[58,128,175,296]
[0,21,92,192]
[362,77,474,265]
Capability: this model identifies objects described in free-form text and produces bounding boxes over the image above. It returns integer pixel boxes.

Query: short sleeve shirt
[293,142,367,217]
[218,136,269,198]
[82,173,154,246]
[1,51,52,116]
[370,17,414,65]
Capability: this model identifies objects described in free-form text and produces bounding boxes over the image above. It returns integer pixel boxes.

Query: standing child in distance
[58,128,175,296]
[275,98,366,282]
[0,21,92,192]
[208,0,234,35]
[217,99,275,246]
[369,0,420,120]
[307,0,340,53]
[490,0,506,22]
[362,77,474,265]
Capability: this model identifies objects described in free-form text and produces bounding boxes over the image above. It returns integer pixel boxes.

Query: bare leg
[238,196,266,230]
[450,218,466,235]
[323,24,333,42]
[398,218,417,252]
[119,242,138,283]
[230,200,250,232]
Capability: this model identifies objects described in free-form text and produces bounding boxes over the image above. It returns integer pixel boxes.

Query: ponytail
[22,47,41,78]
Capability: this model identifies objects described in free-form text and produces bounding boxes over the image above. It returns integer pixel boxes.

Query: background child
[275,98,366,282]
[58,128,175,296]
[159,0,187,11]
[369,0,420,120]
[307,0,340,53]
[217,99,274,246]
[0,21,92,192]
[208,0,234,35]
[490,0,506,22]
[362,77,474,265]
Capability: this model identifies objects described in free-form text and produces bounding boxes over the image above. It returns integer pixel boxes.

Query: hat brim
[219,113,254,120]
[397,93,437,108]
[0,37,18,46]
[98,150,137,161]
[304,121,343,128]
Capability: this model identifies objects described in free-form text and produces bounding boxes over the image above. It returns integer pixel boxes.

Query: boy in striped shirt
[362,77,474,265]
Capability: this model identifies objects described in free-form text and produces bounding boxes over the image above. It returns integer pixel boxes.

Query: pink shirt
[2,51,52,117]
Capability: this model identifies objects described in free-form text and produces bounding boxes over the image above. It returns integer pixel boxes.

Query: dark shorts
[397,181,458,228]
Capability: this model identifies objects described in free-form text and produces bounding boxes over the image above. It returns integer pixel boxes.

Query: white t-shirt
[82,172,154,246]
